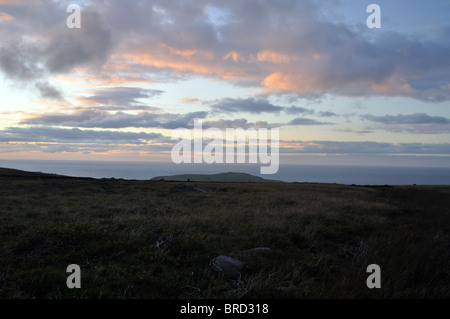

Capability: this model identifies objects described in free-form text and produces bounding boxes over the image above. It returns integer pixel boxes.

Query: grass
[0,169,449,299]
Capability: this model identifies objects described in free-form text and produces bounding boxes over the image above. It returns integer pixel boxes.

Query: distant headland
[151,172,282,183]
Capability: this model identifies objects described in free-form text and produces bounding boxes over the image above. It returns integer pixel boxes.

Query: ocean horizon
[1,159,450,186]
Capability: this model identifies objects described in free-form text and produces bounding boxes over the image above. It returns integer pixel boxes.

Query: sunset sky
[1,0,450,167]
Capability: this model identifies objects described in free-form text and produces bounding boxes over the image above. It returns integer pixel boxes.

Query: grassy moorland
[0,168,449,299]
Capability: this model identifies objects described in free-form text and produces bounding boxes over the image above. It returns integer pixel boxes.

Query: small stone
[211,255,246,276]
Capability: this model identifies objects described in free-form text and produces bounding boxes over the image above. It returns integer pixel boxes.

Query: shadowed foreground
[0,168,449,299]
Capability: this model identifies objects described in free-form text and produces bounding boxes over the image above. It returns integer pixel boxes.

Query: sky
[0,0,449,168]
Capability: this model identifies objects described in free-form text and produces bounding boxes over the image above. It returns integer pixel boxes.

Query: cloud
[0,126,164,144]
[0,42,43,81]
[42,10,113,74]
[0,11,14,21]
[0,42,64,99]
[0,4,113,99]
[362,113,450,125]
[35,81,64,100]
[209,98,283,114]
[2,128,449,158]
[317,111,339,117]
[202,118,272,129]
[22,107,332,129]
[361,113,450,134]
[209,97,314,115]
[73,105,160,112]
[2,0,450,101]
[21,109,209,129]
[180,97,200,104]
[285,106,315,115]
[77,87,164,107]
[94,0,450,101]
[288,117,332,126]
[279,140,450,155]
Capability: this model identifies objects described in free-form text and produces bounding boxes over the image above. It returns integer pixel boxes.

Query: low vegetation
[0,168,449,299]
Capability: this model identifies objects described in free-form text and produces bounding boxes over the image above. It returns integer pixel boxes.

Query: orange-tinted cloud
[0,12,14,21]
[120,51,253,83]
[1,0,450,102]
[262,72,322,95]
[371,76,414,95]
[223,51,242,63]
[257,51,291,64]
[0,0,21,4]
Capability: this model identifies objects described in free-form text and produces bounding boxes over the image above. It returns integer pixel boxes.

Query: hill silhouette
[151,172,281,182]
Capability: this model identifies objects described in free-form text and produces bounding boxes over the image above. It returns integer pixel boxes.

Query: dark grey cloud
[285,106,315,115]
[0,42,42,81]
[160,111,209,129]
[361,112,450,134]
[210,98,283,114]
[22,106,336,129]
[362,113,450,125]
[0,5,113,100]
[22,109,107,126]
[2,0,450,101]
[35,81,64,100]
[84,0,450,101]
[318,111,339,117]
[0,126,163,144]
[43,10,113,74]
[279,140,450,155]
[21,109,209,129]
[202,118,272,129]
[209,97,314,115]
[0,42,64,100]
[78,87,165,107]
[74,105,160,112]
[22,107,334,129]
[288,117,332,126]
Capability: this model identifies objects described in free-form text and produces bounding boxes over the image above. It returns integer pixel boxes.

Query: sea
[1,159,450,185]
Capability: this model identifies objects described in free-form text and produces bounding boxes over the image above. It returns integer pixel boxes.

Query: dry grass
[0,172,449,299]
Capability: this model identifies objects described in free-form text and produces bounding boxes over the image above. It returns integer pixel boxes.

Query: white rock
[211,255,245,276]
